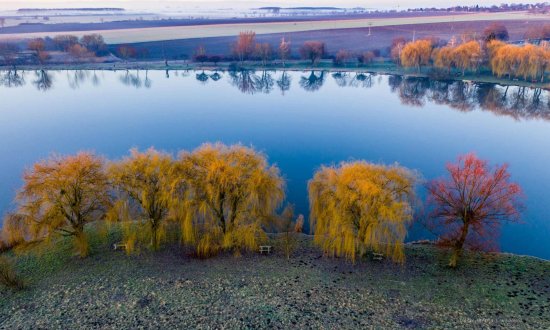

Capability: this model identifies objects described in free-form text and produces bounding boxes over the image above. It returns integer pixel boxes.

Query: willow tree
[400,39,433,73]
[432,46,455,74]
[14,152,110,257]
[309,161,417,263]
[453,41,482,75]
[177,143,285,257]
[109,148,175,250]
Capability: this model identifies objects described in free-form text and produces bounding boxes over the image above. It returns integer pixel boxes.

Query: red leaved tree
[426,153,523,267]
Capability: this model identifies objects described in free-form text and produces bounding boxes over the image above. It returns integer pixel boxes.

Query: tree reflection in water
[300,71,325,92]
[331,71,376,88]
[389,76,550,121]
[0,69,25,88]
[32,70,53,91]
[210,72,222,81]
[229,69,260,94]
[67,70,90,89]
[276,71,291,95]
[119,70,152,89]
[1,69,548,121]
[196,71,209,84]
[256,70,275,94]
[91,71,100,86]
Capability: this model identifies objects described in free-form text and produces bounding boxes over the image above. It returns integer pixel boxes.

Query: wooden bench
[259,245,272,254]
[372,252,384,261]
[113,243,127,251]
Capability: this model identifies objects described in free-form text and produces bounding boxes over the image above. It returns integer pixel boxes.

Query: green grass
[1,227,549,328]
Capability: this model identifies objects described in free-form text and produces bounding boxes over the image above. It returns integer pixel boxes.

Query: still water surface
[1,69,549,259]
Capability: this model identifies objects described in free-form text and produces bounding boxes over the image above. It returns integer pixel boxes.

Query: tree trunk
[150,221,159,251]
[449,222,469,268]
[74,228,89,258]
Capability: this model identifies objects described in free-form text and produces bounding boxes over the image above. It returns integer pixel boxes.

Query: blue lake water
[1,69,549,259]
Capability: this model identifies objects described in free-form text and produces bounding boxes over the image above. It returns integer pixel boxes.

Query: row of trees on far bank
[398,37,550,82]
[0,33,109,66]
[187,23,550,82]
[194,31,326,66]
[1,144,523,268]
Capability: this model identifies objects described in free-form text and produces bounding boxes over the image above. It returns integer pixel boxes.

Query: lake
[1,69,549,259]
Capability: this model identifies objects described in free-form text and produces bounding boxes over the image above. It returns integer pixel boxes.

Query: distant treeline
[259,7,344,11]
[17,8,125,13]
[259,3,550,14]
[405,3,549,13]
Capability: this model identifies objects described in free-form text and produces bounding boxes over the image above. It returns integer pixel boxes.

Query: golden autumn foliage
[12,152,110,257]
[432,46,455,73]
[1,213,28,250]
[308,161,417,263]
[430,38,548,81]
[489,41,550,82]
[400,39,433,72]
[109,148,175,251]
[432,41,482,75]
[453,41,482,74]
[176,143,285,257]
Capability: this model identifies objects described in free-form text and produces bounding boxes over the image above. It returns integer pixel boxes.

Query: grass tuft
[0,256,25,290]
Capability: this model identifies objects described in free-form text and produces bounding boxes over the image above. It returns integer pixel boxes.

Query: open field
[1,231,549,329]
[0,11,548,44]
[0,11,463,33]
[117,19,544,61]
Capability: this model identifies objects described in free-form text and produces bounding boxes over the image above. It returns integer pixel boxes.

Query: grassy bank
[3,60,549,89]
[1,226,549,329]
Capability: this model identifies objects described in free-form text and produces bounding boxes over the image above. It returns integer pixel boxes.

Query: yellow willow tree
[517,44,546,81]
[400,39,433,73]
[486,40,506,60]
[490,44,518,79]
[453,41,482,75]
[176,143,285,257]
[432,46,455,74]
[542,42,550,82]
[109,148,175,251]
[308,161,417,263]
[14,152,110,257]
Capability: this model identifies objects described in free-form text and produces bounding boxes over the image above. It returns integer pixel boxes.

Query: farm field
[119,19,544,60]
[0,11,548,44]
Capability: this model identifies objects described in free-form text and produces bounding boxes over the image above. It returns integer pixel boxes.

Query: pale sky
[0,1,544,11]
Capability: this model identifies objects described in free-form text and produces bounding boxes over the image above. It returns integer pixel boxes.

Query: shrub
[0,256,24,290]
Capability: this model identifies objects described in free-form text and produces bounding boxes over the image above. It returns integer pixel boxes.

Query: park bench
[372,252,384,261]
[259,245,272,254]
[113,243,127,251]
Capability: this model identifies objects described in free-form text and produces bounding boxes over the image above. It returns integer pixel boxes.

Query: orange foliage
[400,39,433,72]
[233,31,256,63]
